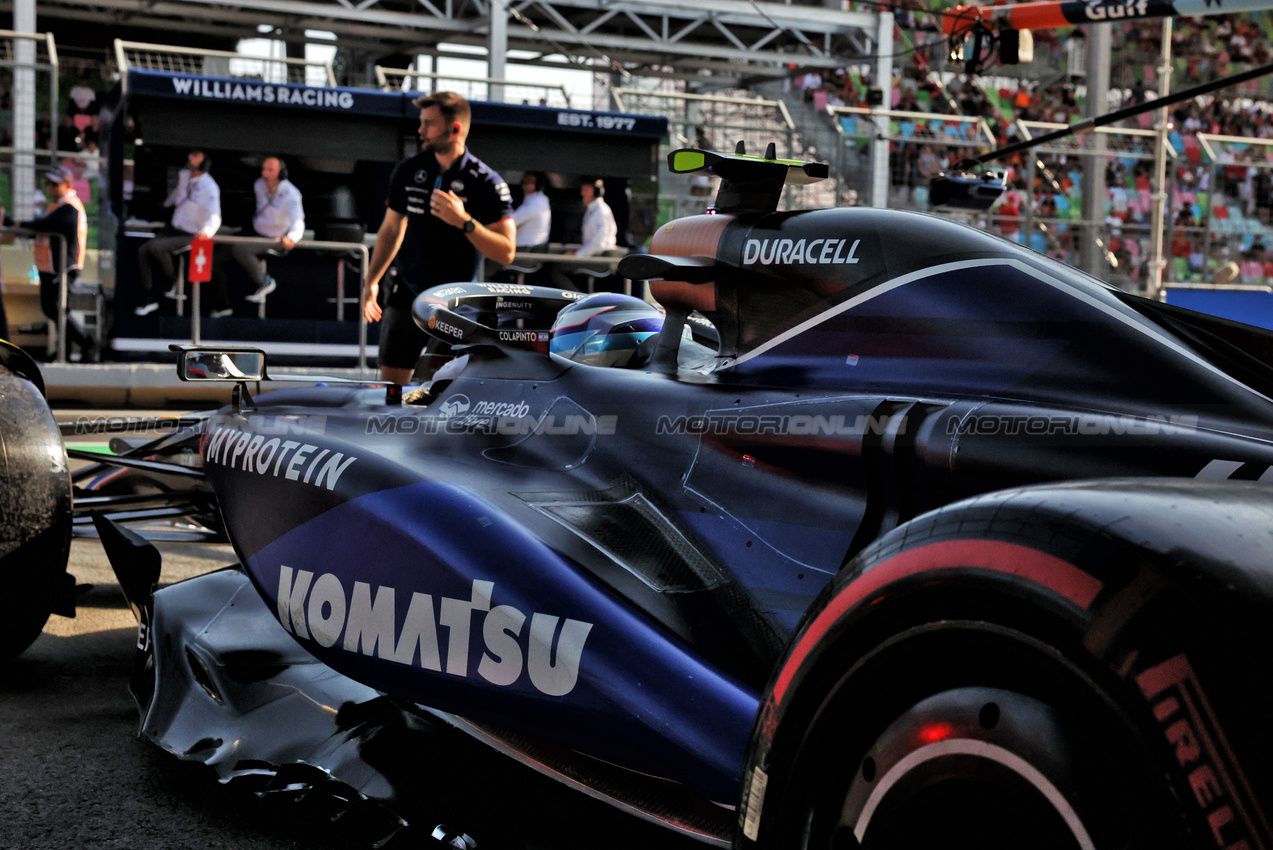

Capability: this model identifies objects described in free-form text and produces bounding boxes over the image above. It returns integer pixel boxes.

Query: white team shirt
[252,178,305,243]
[577,197,617,258]
[512,190,551,247]
[168,171,222,236]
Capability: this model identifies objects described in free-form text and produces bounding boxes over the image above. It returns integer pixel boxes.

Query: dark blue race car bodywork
[41,150,1273,847]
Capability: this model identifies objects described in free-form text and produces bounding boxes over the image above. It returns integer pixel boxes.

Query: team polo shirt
[386,149,513,295]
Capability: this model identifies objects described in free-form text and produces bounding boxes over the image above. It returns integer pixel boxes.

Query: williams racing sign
[125,70,404,117]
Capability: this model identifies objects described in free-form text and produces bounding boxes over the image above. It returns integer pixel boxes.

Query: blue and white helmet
[550,293,664,368]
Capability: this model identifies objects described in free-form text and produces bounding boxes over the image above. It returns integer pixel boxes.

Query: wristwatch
[462,217,476,234]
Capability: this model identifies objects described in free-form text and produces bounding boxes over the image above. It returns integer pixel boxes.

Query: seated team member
[512,171,551,252]
[490,170,551,282]
[227,156,305,304]
[17,166,96,360]
[551,177,617,291]
[134,149,226,317]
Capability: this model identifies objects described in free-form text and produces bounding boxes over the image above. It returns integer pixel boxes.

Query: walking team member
[135,149,226,317]
[18,166,96,360]
[362,91,515,385]
[490,170,551,282]
[231,155,305,304]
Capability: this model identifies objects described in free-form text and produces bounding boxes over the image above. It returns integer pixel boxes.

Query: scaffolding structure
[114,40,335,87]
[0,30,59,221]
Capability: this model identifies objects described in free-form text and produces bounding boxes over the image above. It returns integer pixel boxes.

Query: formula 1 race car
[7,145,1273,849]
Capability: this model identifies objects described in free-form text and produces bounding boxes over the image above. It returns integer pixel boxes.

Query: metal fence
[1175,133,1273,288]
[375,66,571,108]
[158,234,372,368]
[114,39,335,87]
[820,107,1199,293]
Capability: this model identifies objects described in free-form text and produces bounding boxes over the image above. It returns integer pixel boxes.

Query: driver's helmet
[550,293,664,368]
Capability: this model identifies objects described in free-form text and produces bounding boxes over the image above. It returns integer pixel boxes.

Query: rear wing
[668,143,829,214]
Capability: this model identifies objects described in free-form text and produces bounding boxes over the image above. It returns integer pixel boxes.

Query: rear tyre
[739,514,1202,850]
[749,621,1191,850]
[814,626,1185,849]
[0,362,72,660]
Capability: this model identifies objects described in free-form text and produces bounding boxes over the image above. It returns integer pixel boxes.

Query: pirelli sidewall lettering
[1138,654,1273,849]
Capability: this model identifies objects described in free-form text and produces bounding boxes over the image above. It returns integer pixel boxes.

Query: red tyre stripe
[772,540,1103,706]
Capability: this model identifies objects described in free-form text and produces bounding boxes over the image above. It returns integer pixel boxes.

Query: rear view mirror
[930,168,1006,211]
[175,347,266,382]
[669,150,707,172]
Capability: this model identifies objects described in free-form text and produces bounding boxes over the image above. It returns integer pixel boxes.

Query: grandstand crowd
[811,10,1273,290]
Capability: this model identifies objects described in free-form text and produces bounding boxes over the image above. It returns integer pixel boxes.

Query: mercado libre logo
[438,394,472,420]
[169,77,357,109]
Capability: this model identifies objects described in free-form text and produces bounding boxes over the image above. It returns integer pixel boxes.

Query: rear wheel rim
[783,623,1184,850]
[842,688,1097,850]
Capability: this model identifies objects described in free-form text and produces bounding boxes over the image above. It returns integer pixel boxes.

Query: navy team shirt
[386,149,513,295]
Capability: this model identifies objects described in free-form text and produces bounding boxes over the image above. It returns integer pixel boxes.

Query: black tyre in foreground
[738,482,1273,849]
[0,342,72,660]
